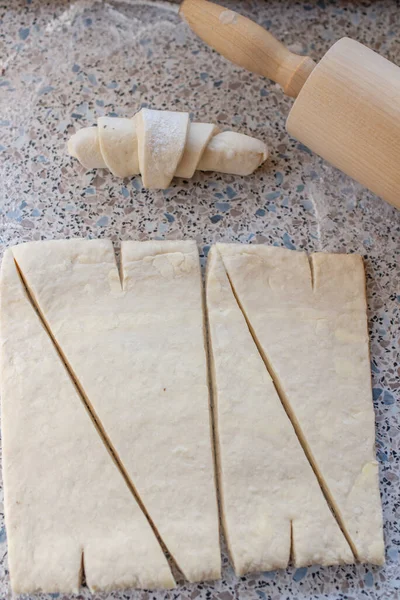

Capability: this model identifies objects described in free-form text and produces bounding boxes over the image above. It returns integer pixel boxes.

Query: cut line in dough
[308,254,315,291]
[221,260,357,560]
[13,257,183,582]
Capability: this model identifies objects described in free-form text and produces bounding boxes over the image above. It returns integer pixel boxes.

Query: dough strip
[12,256,184,581]
[221,258,358,561]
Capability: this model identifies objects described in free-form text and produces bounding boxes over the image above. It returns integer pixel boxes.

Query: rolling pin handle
[280,55,316,98]
[180,0,316,97]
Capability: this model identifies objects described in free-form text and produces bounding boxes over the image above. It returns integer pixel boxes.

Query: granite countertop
[0,0,399,599]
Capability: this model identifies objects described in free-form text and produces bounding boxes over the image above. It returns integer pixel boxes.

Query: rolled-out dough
[206,247,353,574]
[216,243,384,565]
[0,250,174,594]
[11,239,221,583]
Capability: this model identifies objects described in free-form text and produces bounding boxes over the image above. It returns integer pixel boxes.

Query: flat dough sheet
[11,239,221,583]
[215,243,384,565]
[207,246,353,574]
[0,249,174,594]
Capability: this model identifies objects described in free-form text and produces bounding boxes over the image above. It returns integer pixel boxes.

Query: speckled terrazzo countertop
[0,0,399,599]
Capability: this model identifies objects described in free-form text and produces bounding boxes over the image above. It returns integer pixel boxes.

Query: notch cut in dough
[0,249,175,594]
[11,239,221,583]
[216,243,384,565]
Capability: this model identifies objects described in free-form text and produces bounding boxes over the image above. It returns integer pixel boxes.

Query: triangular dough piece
[98,116,139,177]
[68,126,106,169]
[206,247,353,575]
[0,250,174,595]
[175,122,219,178]
[216,243,384,565]
[135,108,189,188]
[12,239,221,583]
[197,131,268,176]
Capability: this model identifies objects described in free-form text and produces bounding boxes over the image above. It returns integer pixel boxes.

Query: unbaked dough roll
[68,108,268,188]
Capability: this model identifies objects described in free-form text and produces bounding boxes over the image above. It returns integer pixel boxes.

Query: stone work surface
[0,1,399,598]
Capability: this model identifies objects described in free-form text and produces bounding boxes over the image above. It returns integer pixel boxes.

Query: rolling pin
[180,0,400,210]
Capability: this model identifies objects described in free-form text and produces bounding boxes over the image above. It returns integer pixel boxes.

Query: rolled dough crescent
[68,109,268,187]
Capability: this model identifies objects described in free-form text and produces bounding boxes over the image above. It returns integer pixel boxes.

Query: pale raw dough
[68,108,268,187]
[98,116,139,177]
[206,247,353,574]
[175,122,219,178]
[197,131,268,176]
[12,239,221,583]
[0,249,174,594]
[216,243,384,565]
[135,108,189,188]
[67,126,106,169]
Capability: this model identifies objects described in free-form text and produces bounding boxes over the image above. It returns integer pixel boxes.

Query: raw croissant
[68,108,268,189]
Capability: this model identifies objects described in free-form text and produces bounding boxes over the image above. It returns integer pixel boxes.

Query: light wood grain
[181,1,400,209]
[287,38,400,210]
[180,0,316,97]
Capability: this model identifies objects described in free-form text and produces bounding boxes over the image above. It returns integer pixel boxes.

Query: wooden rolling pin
[180,0,400,210]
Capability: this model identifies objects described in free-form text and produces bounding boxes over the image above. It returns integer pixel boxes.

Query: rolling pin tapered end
[180,0,316,97]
